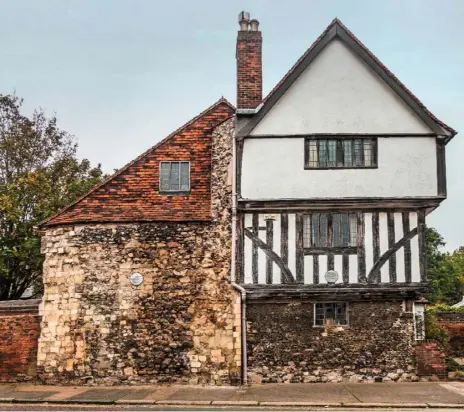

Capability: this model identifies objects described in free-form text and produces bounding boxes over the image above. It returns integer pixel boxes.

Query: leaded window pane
[343,140,353,166]
[314,302,348,326]
[319,140,328,167]
[180,162,190,190]
[363,140,373,166]
[303,213,358,248]
[354,139,363,166]
[160,162,171,191]
[327,140,337,167]
[309,141,318,167]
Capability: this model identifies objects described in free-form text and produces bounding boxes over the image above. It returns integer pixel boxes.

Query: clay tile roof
[39,97,235,227]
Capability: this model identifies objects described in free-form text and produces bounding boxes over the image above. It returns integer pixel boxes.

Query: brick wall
[0,300,41,382]
[436,312,464,357]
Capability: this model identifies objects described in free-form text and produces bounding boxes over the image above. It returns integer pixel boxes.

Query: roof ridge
[39,97,235,227]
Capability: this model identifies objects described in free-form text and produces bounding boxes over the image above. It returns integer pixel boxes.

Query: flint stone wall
[38,118,241,385]
[247,300,418,383]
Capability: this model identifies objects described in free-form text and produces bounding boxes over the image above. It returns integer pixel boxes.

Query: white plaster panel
[272,214,281,284]
[334,255,343,284]
[258,215,266,284]
[349,255,358,284]
[318,255,328,284]
[379,213,390,283]
[241,137,437,199]
[287,214,296,278]
[304,255,313,284]
[244,214,253,284]
[364,213,374,277]
[251,40,431,135]
[394,212,406,283]
[410,212,420,282]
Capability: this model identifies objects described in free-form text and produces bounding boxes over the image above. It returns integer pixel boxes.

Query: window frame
[159,161,191,194]
[313,302,349,327]
[303,212,359,255]
[304,137,378,170]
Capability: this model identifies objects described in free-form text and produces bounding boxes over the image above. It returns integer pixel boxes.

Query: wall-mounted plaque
[325,270,339,284]
[129,272,143,286]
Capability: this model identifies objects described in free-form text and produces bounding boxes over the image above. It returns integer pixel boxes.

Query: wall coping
[0,299,41,315]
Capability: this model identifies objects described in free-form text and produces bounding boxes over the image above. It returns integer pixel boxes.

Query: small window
[160,161,190,192]
[314,302,348,326]
[305,138,377,169]
[413,302,426,341]
[303,213,358,249]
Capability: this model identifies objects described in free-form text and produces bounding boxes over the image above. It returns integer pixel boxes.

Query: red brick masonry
[42,99,234,226]
[0,300,41,382]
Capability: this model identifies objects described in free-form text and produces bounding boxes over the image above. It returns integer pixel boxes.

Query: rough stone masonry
[38,118,241,385]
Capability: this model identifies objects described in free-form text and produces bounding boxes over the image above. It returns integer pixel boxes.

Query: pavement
[0,382,463,408]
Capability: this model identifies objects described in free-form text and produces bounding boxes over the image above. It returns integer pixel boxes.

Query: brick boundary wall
[435,312,464,358]
[0,299,41,382]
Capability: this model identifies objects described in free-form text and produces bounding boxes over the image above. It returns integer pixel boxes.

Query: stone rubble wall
[0,300,41,382]
[247,300,419,383]
[38,118,241,385]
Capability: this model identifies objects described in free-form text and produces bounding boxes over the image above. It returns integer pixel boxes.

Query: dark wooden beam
[252,214,259,284]
[295,213,304,283]
[387,212,396,283]
[418,210,427,282]
[403,212,412,283]
[238,197,445,211]
[367,227,418,283]
[244,228,296,284]
[266,219,274,284]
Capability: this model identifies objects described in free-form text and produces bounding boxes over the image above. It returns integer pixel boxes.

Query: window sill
[304,247,357,255]
[304,166,378,170]
[159,191,191,196]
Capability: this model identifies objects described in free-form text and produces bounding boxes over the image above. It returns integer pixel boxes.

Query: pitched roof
[40,97,235,227]
[238,18,456,139]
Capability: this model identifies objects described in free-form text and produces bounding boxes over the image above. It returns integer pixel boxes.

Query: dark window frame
[303,212,358,255]
[304,137,378,170]
[314,302,349,327]
[159,161,191,195]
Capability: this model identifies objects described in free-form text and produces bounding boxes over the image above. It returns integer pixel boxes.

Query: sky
[0,0,463,250]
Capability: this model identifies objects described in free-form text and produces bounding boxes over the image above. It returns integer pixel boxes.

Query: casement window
[303,213,358,250]
[159,161,190,192]
[305,137,377,169]
[314,302,348,326]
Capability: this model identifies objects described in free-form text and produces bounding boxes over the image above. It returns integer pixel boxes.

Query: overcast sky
[0,0,462,250]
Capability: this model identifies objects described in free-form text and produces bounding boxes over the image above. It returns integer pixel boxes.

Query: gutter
[231,115,247,385]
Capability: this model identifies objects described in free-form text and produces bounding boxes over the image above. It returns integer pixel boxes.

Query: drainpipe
[230,116,247,384]
[232,282,247,385]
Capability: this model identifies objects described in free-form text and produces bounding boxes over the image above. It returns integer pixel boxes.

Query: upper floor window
[160,161,190,192]
[305,137,377,169]
[303,213,358,249]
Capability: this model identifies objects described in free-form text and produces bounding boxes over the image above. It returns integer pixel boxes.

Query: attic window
[160,161,190,193]
[305,137,377,169]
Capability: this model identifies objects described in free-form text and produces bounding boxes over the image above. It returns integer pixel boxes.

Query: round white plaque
[325,270,339,284]
[129,272,143,286]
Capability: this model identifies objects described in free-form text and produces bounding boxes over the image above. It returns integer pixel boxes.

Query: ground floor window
[314,302,348,326]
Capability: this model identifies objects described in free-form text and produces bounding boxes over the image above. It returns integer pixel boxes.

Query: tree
[0,94,104,300]
[426,227,464,305]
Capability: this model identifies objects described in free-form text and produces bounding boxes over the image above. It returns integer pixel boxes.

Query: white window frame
[159,161,191,192]
[313,302,349,327]
[413,302,426,341]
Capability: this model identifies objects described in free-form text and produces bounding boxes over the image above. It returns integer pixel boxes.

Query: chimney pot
[238,11,250,31]
[250,19,259,32]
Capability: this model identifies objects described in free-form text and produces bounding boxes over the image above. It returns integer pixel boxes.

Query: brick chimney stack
[236,11,262,110]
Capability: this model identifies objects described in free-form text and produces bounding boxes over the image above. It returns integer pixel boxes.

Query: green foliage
[425,311,449,347]
[0,94,104,300]
[426,304,464,314]
[446,357,462,372]
[426,227,464,305]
